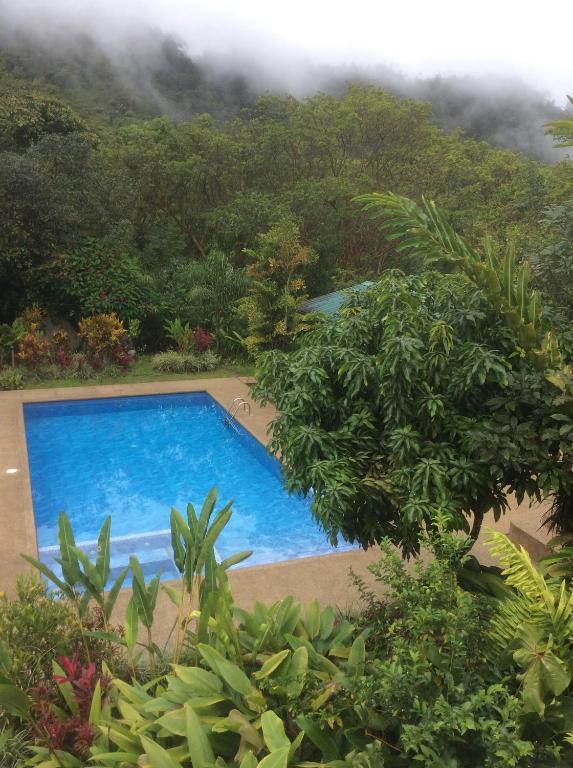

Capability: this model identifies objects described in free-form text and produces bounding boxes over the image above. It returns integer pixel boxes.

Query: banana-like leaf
[58,511,81,586]
[219,550,252,571]
[74,547,104,599]
[257,747,290,768]
[197,644,253,696]
[140,735,181,768]
[253,650,290,680]
[124,597,139,653]
[21,555,71,597]
[185,702,216,767]
[261,711,290,752]
[96,517,112,587]
[104,566,129,622]
[295,715,339,762]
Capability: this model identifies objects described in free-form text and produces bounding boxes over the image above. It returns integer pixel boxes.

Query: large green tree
[252,198,573,552]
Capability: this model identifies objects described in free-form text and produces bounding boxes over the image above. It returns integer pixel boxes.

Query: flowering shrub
[194,326,213,351]
[17,324,50,369]
[78,313,126,358]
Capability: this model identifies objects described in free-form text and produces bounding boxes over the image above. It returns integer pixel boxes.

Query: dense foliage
[3,495,573,767]
[0,79,564,332]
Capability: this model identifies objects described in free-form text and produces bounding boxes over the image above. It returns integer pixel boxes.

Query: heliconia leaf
[170,508,189,574]
[257,747,290,768]
[74,547,104,598]
[89,679,101,724]
[197,643,253,695]
[239,752,258,768]
[185,702,215,767]
[104,566,129,622]
[195,506,233,574]
[162,583,183,608]
[21,555,71,597]
[302,600,320,640]
[261,710,290,752]
[295,715,339,762]
[96,517,112,586]
[197,486,218,539]
[253,650,290,680]
[124,596,139,652]
[140,735,181,768]
[319,606,335,640]
[219,550,252,570]
[129,556,156,629]
[0,683,30,718]
[170,664,223,693]
[58,511,81,586]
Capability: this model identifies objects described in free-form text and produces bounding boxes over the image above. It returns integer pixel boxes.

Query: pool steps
[37,528,216,584]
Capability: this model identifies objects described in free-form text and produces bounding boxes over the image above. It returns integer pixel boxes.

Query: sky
[1,0,572,103]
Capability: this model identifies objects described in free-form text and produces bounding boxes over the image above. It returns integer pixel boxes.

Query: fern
[486,532,573,716]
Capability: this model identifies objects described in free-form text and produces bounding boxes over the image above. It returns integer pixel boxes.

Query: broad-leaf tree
[253,198,573,552]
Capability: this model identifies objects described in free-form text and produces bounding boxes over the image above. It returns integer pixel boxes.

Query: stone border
[0,378,378,618]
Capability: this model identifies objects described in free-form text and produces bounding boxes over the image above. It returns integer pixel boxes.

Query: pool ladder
[224,396,251,431]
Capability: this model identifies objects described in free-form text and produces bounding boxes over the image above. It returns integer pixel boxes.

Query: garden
[2,53,573,768]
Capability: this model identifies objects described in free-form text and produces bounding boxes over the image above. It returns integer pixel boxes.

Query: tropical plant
[0,368,24,390]
[0,577,77,691]
[356,192,573,536]
[77,313,126,358]
[183,250,249,348]
[253,268,573,552]
[22,513,129,641]
[151,349,220,373]
[486,531,573,747]
[17,324,50,370]
[164,318,195,353]
[0,317,25,366]
[238,218,317,354]
[355,192,556,368]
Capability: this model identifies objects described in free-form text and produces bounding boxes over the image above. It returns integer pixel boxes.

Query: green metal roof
[298,281,375,315]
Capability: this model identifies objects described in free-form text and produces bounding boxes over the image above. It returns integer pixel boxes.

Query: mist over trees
[0,14,569,160]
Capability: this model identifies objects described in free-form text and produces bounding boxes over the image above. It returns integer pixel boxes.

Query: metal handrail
[224,397,251,430]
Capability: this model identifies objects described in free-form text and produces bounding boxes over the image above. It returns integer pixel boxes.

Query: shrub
[164,317,194,352]
[0,368,23,390]
[0,576,77,690]
[194,325,213,351]
[16,324,50,369]
[48,238,151,323]
[151,349,220,373]
[77,313,126,358]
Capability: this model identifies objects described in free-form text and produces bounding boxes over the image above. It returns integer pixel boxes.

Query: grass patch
[23,356,255,390]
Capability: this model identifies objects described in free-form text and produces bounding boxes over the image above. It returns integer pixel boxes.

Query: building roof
[298,281,375,315]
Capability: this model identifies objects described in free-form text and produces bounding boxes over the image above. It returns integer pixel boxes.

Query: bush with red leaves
[29,652,109,758]
[194,327,213,352]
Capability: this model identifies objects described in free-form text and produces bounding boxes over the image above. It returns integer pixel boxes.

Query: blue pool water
[24,392,350,582]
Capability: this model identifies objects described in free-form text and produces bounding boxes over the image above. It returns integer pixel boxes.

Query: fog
[0,0,571,160]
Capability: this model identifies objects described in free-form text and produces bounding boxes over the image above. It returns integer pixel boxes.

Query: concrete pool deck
[0,377,548,638]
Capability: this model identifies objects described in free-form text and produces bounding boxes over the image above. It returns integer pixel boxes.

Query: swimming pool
[23,392,350,582]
